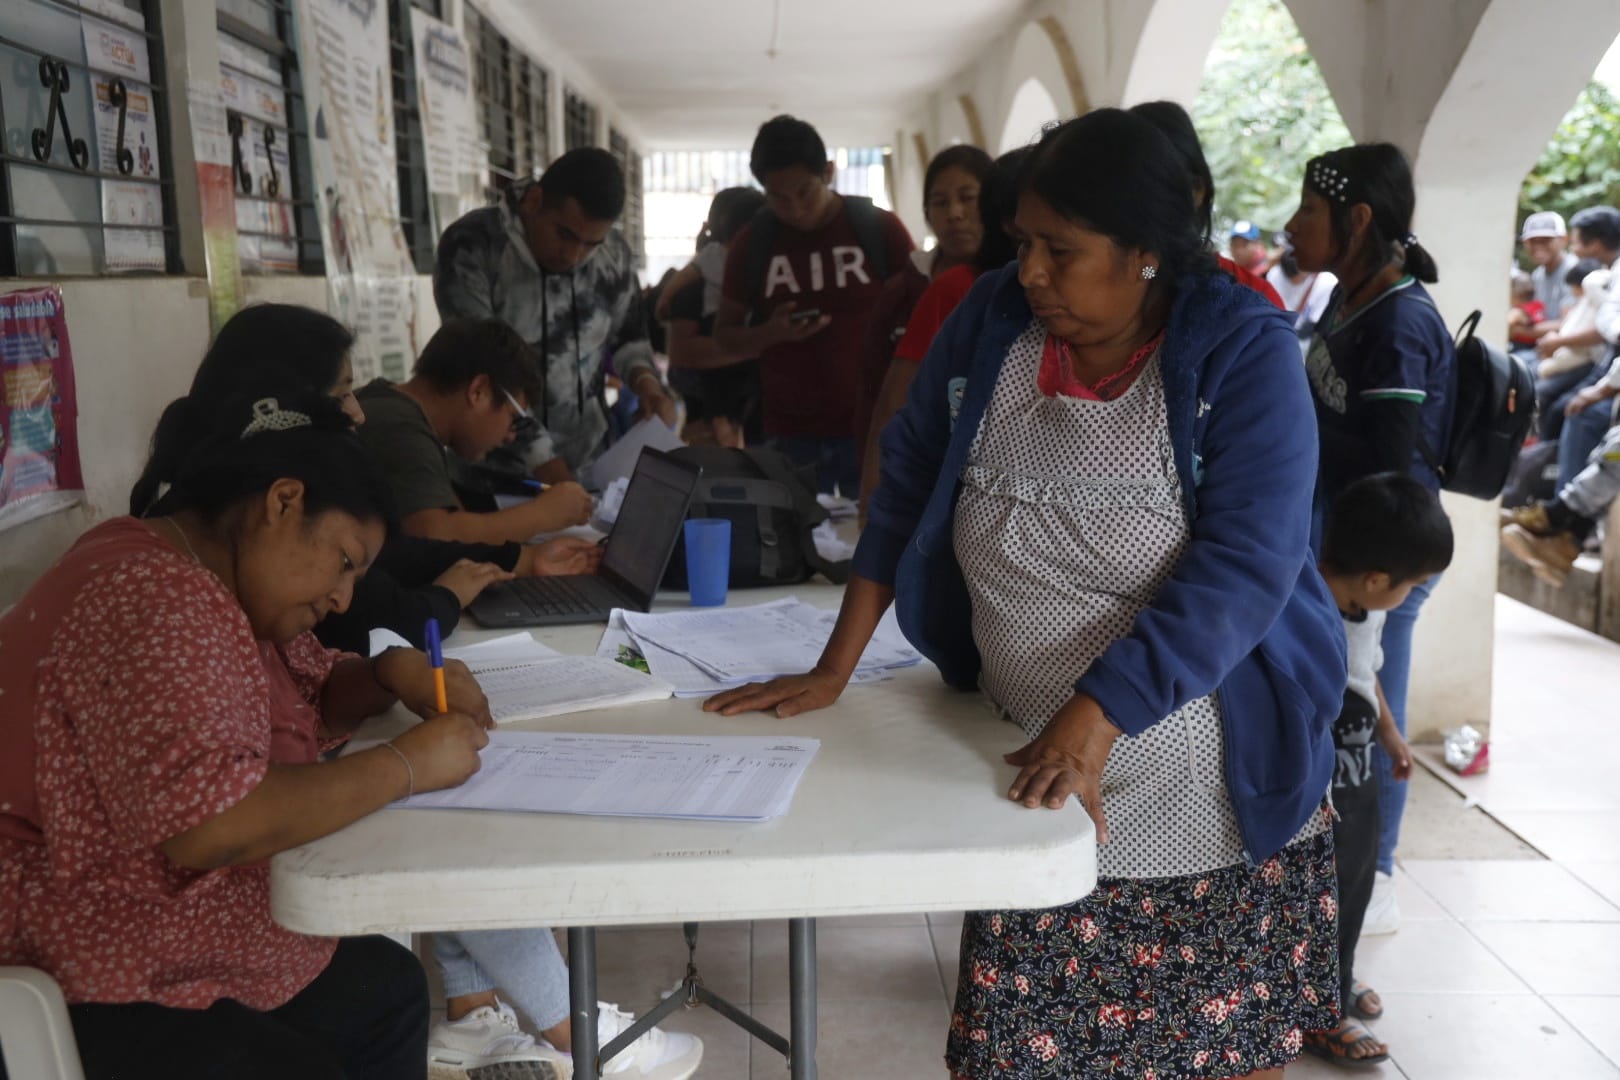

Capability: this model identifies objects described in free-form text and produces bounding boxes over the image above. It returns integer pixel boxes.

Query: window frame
[214,0,324,274]
[0,0,179,277]
[466,2,548,202]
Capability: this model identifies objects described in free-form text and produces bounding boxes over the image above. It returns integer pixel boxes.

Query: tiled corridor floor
[440,596,1620,1078]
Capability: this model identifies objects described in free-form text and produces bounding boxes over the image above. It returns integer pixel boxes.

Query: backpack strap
[841,195,891,283]
[1412,304,1481,483]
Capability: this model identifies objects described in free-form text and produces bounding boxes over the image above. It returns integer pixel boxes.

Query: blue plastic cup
[684,518,731,607]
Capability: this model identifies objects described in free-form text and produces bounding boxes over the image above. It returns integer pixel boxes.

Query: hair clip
[1308,162,1353,205]
[240,397,313,438]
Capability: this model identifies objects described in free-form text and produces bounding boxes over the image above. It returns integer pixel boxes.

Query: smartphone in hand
[788,308,823,324]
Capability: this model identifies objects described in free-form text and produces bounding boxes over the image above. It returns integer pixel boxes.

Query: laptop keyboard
[502,575,619,618]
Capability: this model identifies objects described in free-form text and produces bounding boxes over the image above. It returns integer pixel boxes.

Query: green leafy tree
[1192,0,1351,241]
[1519,81,1620,233]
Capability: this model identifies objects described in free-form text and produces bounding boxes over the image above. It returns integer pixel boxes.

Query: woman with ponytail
[0,389,490,1080]
[130,303,602,655]
[1286,143,1455,948]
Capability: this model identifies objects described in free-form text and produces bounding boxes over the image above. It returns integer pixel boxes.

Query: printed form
[399,731,820,821]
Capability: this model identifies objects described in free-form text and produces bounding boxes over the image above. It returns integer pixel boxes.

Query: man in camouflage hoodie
[434,147,674,484]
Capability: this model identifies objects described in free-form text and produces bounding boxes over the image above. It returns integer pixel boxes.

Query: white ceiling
[532,0,1030,149]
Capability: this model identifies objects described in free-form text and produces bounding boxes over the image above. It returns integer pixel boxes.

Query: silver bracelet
[380,741,414,799]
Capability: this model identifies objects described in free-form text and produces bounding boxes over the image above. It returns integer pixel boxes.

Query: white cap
[1521,211,1567,240]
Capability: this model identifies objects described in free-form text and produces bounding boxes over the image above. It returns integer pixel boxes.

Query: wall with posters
[0,273,443,606]
[0,0,646,606]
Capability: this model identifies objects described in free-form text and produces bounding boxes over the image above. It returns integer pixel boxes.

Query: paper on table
[473,656,672,724]
[399,730,820,821]
[597,610,740,697]
[445,632,560,666]
[590,417,684,491]
[622,598,919,683]
[368,627,414,657]
[597,610,894,698]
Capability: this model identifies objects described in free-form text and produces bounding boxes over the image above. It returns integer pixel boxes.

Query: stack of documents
[449,633,674,724]
[399,731,819,821]
[595,597,920,698]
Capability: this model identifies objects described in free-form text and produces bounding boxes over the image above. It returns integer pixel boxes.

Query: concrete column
[1303,0,1620,738]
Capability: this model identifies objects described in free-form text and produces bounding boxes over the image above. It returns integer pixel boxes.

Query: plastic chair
[0,967,86,1080]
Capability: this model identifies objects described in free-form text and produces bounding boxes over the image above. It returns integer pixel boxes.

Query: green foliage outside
[1520,80,1620,234]
[1195,0,1620,258]
[1192,0,1350,242]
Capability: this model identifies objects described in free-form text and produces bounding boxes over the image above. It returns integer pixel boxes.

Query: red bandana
[1037,330,1166,401]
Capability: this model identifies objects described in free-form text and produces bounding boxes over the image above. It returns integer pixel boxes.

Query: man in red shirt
[715,115,914,495]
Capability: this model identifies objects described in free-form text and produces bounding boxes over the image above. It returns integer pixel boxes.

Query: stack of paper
[816,493,859,521]
[595,597,920,698]
[449,632,674,724]
[399,731,820,821]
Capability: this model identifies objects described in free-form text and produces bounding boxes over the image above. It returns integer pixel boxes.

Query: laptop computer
[468,447,701,628]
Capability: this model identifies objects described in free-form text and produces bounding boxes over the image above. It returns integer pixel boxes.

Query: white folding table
[270,585,1097,1079]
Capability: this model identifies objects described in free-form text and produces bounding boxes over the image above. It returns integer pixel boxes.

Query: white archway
[1118,0,1232,106]
[999,77,1061,153]
[992,18,1080,155]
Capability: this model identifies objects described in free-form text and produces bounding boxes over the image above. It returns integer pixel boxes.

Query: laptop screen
[599,449,700,606]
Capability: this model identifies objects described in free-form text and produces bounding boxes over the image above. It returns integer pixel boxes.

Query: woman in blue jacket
[710,110,1344,1079]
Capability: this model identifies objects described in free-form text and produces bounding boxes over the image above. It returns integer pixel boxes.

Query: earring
[1140,264,1158,280]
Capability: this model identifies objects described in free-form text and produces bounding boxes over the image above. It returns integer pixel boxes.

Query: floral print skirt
[946,830,1338,1079]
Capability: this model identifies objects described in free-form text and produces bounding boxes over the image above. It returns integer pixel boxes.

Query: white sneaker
[1362,870,1401,936]
[428,1001,563,1080]
[535,1002,703,1080]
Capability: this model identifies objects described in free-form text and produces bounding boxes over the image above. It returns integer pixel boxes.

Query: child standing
[1307,473,1454,1068]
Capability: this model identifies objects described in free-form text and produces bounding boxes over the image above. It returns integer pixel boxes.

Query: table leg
[788,917,818,1080]
[568,927,599,1079]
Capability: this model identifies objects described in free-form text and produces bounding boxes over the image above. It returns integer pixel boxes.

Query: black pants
[1333,773,1382,1007]
[3,936,428,1080]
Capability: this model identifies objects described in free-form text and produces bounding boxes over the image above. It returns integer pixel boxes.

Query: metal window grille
[609,127,643,269]
[563,87,595,151]
[387,0,441,274]
[215,0,323,274]
[466,2,547,202]
[0,0,178,276]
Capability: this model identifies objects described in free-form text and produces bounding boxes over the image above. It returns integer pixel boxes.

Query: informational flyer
[81,9,164,271]
[297,0,419,382]
[410,8,483,224]
[186,76,244,333]
[0,288,83,531]
[218,40,298,274]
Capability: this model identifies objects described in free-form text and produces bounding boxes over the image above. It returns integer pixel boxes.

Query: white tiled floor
[517,597,1620,1077]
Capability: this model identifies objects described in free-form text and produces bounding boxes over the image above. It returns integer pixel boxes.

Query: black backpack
[660,446,851,589]
[741,195,891,316]
[1421,309,1536,499]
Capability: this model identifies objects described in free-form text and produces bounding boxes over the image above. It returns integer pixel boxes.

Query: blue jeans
[1372,573,1437,874]
[431,929,571,1031]
[772,435,859,497]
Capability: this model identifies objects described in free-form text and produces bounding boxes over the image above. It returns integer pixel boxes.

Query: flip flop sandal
[1349,980,1384,1021]
[1303,1021,1391,1069]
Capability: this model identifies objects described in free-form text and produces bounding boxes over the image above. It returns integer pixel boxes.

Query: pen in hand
[424,617,449,714]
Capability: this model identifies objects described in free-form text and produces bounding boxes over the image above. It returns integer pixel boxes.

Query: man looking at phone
[715,115,914,495]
